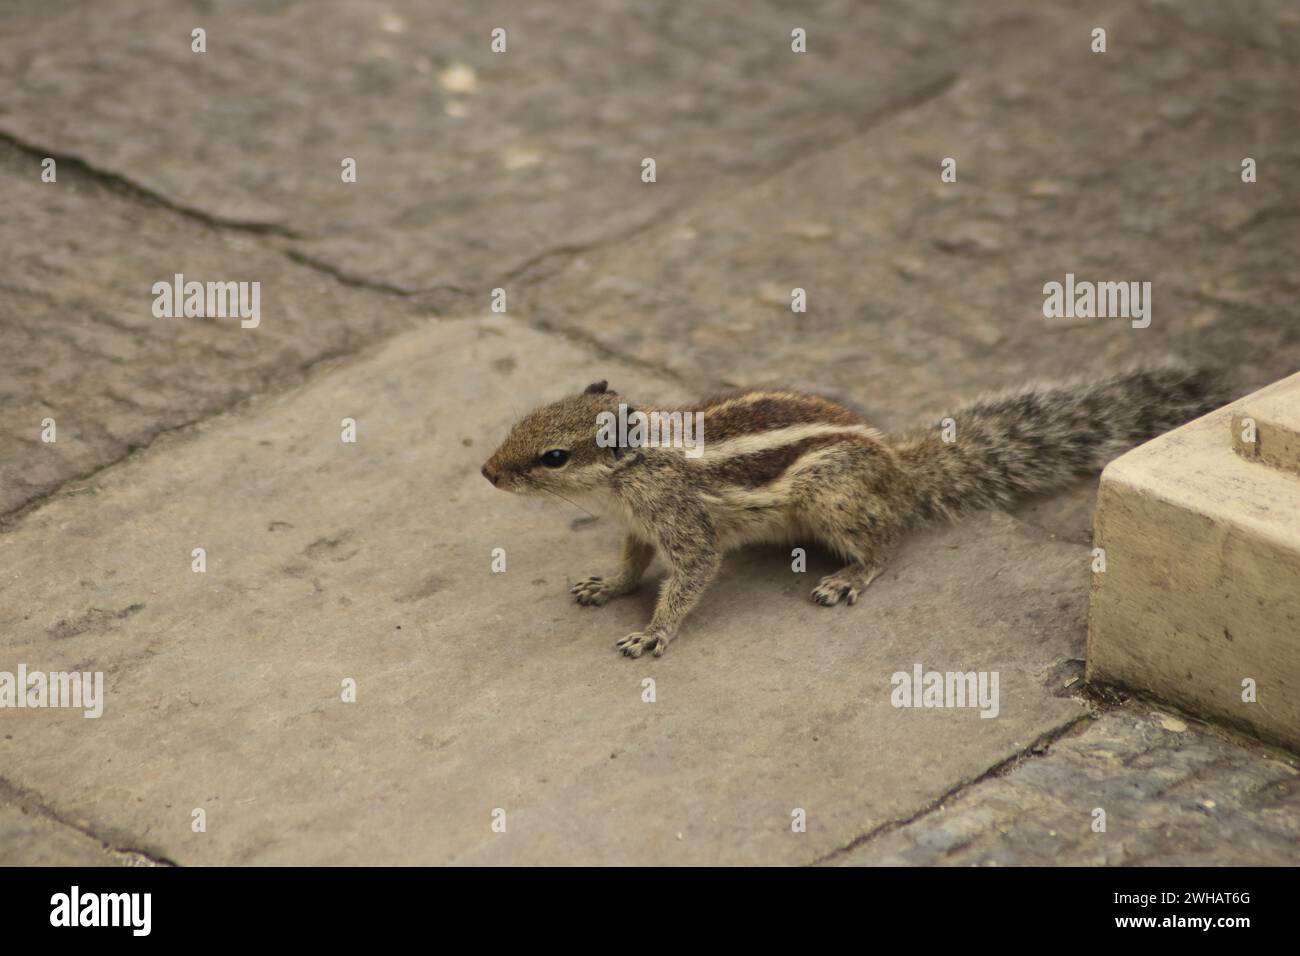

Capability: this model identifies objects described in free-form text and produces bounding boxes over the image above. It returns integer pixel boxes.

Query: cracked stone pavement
[1,0,1298,865]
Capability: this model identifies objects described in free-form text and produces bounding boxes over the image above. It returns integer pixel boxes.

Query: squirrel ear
[584,380,610,394]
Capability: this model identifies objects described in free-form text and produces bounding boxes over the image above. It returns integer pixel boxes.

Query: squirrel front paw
[570,575,624,606]
[615,630,669,658]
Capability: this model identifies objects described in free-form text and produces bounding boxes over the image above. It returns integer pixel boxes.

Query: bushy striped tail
[889,361,1227,523]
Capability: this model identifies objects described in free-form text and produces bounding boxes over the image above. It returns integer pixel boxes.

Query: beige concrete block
[1232,387,1300,476]
[1087,372,1300,752]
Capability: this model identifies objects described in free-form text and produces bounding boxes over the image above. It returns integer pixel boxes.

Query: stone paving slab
[0,0,1013,293]
[0,314,1088,865]
[519,0,1300,427]
[7,1,1297,522]
[0,0,1042,523]
[0,801,129,866]
[839,705,1300,866]
[0,793,156,867]
[0,139,419,519]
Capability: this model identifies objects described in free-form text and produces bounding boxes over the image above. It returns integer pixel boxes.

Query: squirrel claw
[572,576,614,606]
[810,577,861,607]
[616,631,667,658]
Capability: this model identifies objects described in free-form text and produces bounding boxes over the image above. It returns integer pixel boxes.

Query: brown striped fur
[482,363,1226,658]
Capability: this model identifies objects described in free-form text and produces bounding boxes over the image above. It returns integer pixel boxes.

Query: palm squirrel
[482,361,1224,658]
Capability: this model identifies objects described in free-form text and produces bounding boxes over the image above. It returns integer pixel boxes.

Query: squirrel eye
[540,449,570,468]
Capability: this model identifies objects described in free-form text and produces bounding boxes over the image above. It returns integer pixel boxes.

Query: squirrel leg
[805,513,900,608]
[572,535,655,606]
[617,542,720,658]
[788,444,905,608]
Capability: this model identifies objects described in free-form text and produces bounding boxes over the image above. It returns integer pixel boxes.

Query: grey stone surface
[0,795,147,866]
[0,139,420,519]
[0,0,1003,293]
[0,315,1088,865]
[837,705,1300,866]
[518,0,1300,427]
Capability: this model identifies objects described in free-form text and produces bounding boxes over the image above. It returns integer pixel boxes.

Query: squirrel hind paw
[810,575,864,607]
[811,564,885,607]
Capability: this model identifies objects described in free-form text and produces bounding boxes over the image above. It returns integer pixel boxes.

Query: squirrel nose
[481,464,500,486]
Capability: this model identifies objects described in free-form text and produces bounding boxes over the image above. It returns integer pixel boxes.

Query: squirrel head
[482,380,627,496]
